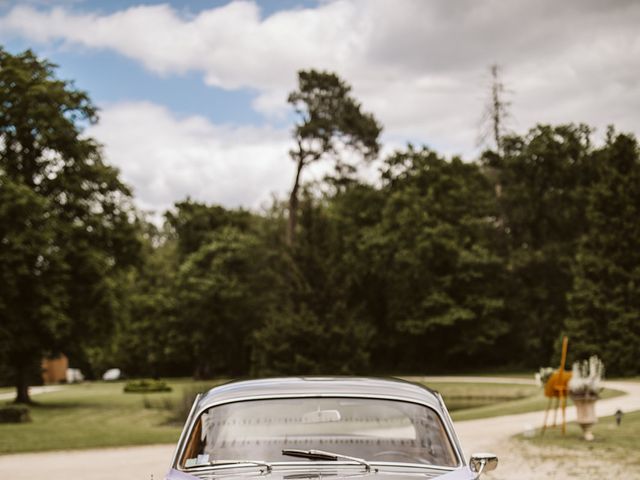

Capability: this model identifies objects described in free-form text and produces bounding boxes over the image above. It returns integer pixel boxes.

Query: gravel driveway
[1,378,638,480]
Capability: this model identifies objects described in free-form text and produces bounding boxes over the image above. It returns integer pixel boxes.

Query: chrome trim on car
[173,391,464,471]
[436,390,466,465]
[183,460,457,474]
[171,392,203,469]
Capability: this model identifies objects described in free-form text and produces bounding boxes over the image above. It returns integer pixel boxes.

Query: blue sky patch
[0,0,318,126]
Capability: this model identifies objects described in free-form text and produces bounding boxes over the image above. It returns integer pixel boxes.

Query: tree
[479,64,511,154]
[252,302,373,376]
[102,221,186,378]
[0,178,65,397]
[286,70,381,245]
[107,201,261,379]
[367,147,508,370]
[482,125,594,366]
[253,184,380,375]
[0,48,139,402]
[566,131,640,375]
[175,227,291,377]
[165,199,253,260]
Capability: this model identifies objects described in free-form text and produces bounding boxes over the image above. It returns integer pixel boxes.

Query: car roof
[197,376,443,412]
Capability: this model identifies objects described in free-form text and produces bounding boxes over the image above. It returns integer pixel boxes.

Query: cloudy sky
[1,0,639,214]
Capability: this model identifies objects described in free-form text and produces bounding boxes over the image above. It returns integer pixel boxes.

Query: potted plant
[568,355,604,441]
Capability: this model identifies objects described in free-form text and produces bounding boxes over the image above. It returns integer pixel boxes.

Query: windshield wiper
[188,459,273,473]
[281,449,376,472]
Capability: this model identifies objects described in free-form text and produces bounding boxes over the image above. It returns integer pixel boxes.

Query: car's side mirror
[469,453,498,477]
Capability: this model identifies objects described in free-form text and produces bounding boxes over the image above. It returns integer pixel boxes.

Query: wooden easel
[541,336,571,435]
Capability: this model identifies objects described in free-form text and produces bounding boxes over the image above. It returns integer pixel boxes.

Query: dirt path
[0,444,176,480]
[453,379,640,479]
[0,386,63,401]
[455,379,640,454]
[1,378,638,480]
[475,436,638,480]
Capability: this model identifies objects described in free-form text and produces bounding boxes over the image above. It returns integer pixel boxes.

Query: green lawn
[445,385,623,421]
[409,378,623,421]
[517,410,640,466]
[437,372,533,379]
[423,381,538,411]
[0,379,224,454]
[0,377,628,455]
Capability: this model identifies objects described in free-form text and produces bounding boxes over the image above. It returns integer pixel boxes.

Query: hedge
[123,379,172,393]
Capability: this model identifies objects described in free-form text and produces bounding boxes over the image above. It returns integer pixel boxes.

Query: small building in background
[41,354,68,384]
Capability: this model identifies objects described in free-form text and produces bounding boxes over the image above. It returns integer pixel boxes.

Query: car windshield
[180,397,458,468]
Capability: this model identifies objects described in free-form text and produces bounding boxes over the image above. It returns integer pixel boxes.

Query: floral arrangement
[568,355,604,399]
[534,367,555,387]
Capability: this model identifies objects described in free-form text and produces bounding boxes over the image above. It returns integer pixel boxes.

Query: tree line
[1,48,639,402]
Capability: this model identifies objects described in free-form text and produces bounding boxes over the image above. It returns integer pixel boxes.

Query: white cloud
[2,0,638,148]
[3,0,640,209]
[87,102,294,214]
[87,101,370,216]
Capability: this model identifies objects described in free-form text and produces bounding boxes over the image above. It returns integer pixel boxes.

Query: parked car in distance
[167,377,497,480]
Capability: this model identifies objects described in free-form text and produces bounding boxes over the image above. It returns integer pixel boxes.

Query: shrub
[123,379,172,393]
[0,405,31,423]
[170,386,202,424]
[142,395,174,411]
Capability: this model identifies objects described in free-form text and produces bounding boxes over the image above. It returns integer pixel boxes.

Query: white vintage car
[166,377,497,480]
